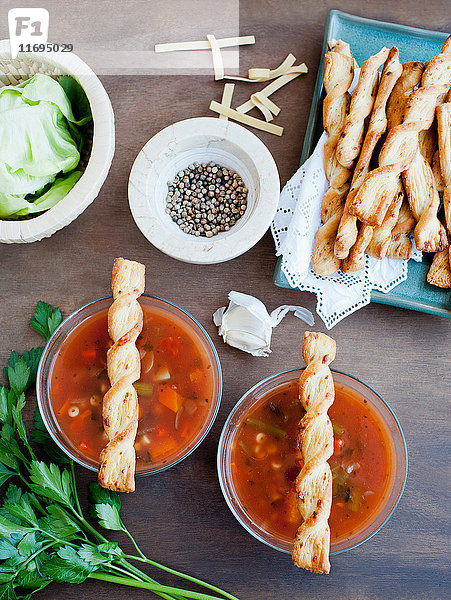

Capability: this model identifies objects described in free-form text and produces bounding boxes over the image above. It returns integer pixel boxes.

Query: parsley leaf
[5,359,30,399]
[0,389,8,424]
[88,482,121,510]
[0,467,15,490]
[38,505,79,541]
[89,483,123,531]
[40,546,94,584]
[30,302,62,342]
[11,395,27,448]
[28,462,72,506]
[92,504,122,531]
[0,516,33,538]
[3,350,43,395]
[2,497,37,528]
[30,409,70,465]
[78,544,114,566]
[0,581,16,600]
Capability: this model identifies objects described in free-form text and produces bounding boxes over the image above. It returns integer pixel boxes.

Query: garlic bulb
[213,291,314,357]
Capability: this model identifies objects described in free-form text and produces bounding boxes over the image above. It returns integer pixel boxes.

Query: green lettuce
[0,171,82,218]
[0,73,91,220]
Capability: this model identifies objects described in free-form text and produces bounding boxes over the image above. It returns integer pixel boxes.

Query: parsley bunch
[0,303,239,600]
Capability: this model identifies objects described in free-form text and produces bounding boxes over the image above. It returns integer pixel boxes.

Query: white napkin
[271,132,422,329]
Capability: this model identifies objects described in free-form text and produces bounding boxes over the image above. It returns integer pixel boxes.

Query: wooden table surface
[1,1,450,599]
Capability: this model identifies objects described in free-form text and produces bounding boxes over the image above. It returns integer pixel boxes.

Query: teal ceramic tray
[274,10,450,318]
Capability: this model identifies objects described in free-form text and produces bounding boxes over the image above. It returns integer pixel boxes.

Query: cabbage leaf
[0,73,91,220]
[0,171,82,218]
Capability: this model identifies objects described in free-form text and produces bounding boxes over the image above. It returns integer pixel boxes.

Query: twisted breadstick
[437,100,451,232]
[386,62,424,132]
[427,248,451,288]
[323,40,355,188]
[361,62,422,262]
[350,37,451,227]
[335,47,402,262]
[98,258,145,493]
[368,195,413,260]
[311,41,355,276]
[364,63,423,260]
[293,332,336,574]
[428,94,451,287]
[335,47,389,169]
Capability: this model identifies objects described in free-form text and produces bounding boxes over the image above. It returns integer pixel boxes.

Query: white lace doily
[271,132,422,329]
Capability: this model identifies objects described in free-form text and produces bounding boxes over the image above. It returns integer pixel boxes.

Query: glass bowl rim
[36,294,223,475]
[217,367,408,556]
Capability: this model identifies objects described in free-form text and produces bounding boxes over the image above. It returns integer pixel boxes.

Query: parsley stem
[123,555,240,600]
[70,461,83,516]
[122,525,147,559]
[88,572,228,600]
[118,560,184,600]
[13,540,55,578]
[67,506,109,545]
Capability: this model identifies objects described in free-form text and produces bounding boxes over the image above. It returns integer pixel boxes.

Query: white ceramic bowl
[0,41,115,244]
[128,117,280,264]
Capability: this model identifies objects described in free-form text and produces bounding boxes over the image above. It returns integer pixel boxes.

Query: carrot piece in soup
[189,368,203,383]
[159,386,183,413]
[150,436,178,459]
[160,336,182,357]
[81,349,97,362]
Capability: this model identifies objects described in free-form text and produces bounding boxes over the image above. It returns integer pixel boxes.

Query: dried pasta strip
[219,83,235,120]
[155,35,255,52]
[250,53,296,79]
[249,95,274,121]
[209,100,284,135]
[249,92,281,121]
[225,53,301,82]
[236,69,307,113]
[207,34,224,80]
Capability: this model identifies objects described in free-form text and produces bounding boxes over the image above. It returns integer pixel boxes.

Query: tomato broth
[231,380,394,546]
[48,304,215,471]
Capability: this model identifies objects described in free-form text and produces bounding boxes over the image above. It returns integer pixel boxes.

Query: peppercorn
[166,162,248,237]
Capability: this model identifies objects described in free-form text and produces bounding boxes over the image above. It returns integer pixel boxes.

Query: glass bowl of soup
[217,369,407,555]
[37,295,222,474]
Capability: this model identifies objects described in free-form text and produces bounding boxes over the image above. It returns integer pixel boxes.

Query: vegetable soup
[48,302,216,471]
[231,380,394,546]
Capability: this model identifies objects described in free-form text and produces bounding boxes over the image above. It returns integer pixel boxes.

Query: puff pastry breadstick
[364,62,422,261]
[98,258,145,493]
[311,41,355,276]
[368,196,413,260]
[427,247,451,288]
[386,62,424,132]
[293,332,336,574]
[322,40,355,188]
[437,100,451,232]
[429,93,451,287]
[335,48,402,261]
[350,37,451,227]
[335,47,389,169]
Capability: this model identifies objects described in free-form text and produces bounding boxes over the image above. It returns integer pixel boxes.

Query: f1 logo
[8,8,49,58]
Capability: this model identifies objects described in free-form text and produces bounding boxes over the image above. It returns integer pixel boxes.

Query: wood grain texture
[0,1,450,599]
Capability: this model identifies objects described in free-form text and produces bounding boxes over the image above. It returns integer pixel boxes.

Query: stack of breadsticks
[312,36,451,288]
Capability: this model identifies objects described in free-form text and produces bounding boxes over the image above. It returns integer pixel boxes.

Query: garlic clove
[213,291,314,357]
